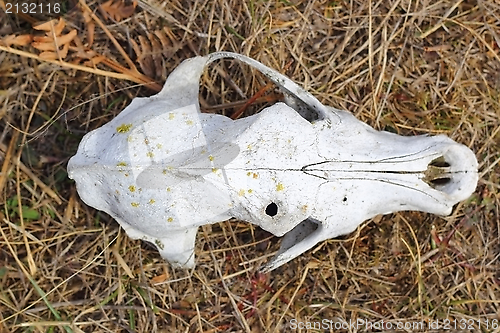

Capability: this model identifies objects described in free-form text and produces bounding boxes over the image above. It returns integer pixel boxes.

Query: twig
[0,45,161,91]
[0,131,19,198]
[78,0,137,71]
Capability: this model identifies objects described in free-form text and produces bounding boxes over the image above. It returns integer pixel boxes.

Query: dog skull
[68,52,478,271]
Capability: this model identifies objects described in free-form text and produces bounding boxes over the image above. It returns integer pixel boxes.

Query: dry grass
[0,0,499,332]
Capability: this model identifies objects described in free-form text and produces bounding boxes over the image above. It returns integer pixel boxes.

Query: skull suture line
[68,52,478,272]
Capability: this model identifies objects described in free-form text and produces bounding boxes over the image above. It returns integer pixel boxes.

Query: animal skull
[68,52,478,271]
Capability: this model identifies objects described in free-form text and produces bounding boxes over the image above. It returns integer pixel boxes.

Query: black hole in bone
[430,177,452,186]
[343,197,347,202]
[429,156,451,168]
[265,202,278,217]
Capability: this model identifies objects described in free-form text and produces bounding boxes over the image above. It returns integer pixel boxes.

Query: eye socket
[265,202,278,217]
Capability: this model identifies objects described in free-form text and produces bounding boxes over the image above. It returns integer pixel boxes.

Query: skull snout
[424,142,478,202]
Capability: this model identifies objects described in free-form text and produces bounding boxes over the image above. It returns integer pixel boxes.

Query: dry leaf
[82,10,95,47]
[0,34,33,47]
[33,18,66,35]
[39,43,70,60]
[131,35,153,78]
[100,0,137,22]
[31,18,77,61]
[32,30,77,51]
[131,27,181,80]
[70,35,99,63]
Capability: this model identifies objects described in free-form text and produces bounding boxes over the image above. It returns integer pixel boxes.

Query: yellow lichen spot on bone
[116,123,132,133]
[144,138,149,145]
[117,161,127,167]
[186,120,194,125]
[238,189,245,196]
[146,151,154,158]
[247,144,252,150]
[208,155,214,161]
[212,168,218,173]
[166,187,171,192]
[149,199,155,204]
[301,205,308,213]
[253,173,258,179]
[155,239,164,250]
[127,135,134,142]
[124,173,129,177]
[156,143,162,149]
[168,113,175,120]
[276,183,284,191]
[128,185,136,192]
[247,172,252,176]
[131,202,139,207]
[248,189,253,193]
[167,217,173,222]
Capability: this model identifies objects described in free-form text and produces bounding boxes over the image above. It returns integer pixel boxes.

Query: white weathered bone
[68,52,478,271]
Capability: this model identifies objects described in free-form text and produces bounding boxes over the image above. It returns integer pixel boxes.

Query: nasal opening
[422,142,478,202]
[429,156,450,168]
[425,156,453,189]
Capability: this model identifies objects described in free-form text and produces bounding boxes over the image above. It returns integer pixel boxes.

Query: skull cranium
[68,52,478,271]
